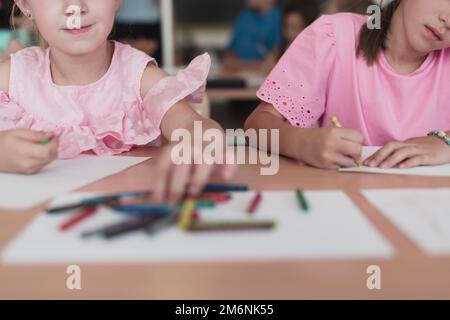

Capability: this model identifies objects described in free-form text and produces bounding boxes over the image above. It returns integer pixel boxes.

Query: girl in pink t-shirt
[246,0,450,169]
[0,0,234,202]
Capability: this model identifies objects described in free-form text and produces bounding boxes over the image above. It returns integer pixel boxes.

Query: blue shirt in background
[116,0,160,24]
[229,7,282,61]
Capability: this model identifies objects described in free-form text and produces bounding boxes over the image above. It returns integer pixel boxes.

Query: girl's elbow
[245,102,275,131]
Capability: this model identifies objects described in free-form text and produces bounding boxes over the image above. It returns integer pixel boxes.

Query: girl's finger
[27,161,50,174]
[217,148,237,180]
[13,129,53,143]
[219,163,237,180]
[151,149,173,203]
[398,155,430,169]
[378,146,419,169]
[48,137,60,159]
[332,152,358,168]
[337,139,362,164]
[340,129,364,144]
[18,142,52,161]
[188,164,214,196]
[35,138,59,162]
[168,164,192,204]
[364,142,403,167]
[21,140,60,172]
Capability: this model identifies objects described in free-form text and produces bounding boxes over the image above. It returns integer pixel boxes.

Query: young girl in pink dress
[0,0,234,202]
[246,0,450,169]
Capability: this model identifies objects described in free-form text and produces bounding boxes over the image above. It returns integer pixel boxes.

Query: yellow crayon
[178,199,196,230]
[331,116,342,128]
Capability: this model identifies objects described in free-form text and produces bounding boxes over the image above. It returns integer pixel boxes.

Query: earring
[25,11,32,18]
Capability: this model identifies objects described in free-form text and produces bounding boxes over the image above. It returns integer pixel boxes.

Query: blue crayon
[202,184,249,193]
[113,203,172,216]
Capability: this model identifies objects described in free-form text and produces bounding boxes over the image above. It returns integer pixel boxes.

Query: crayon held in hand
[178,199,196,230]
[330,116,362,167]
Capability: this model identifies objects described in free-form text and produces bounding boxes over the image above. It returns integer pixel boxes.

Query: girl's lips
[64,25,92,35]
[425,25,443,41]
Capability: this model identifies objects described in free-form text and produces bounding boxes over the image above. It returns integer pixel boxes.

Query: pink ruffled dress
[0,41,210,159]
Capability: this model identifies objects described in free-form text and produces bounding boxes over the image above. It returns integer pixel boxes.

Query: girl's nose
[64,0,88,16]
[439,14,450,30]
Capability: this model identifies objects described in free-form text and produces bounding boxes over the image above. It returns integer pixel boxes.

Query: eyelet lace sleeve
[257,15,337,128]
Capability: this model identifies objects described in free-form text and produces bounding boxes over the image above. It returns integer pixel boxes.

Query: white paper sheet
[1,191,394,265]
[0,156,150,210]
[363,189,450,255]
[339,147,450,176]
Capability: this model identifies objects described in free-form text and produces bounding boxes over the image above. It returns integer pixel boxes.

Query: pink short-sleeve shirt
[257,13,450,146]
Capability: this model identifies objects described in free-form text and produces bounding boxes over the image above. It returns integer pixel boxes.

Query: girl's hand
[364,136,450,169]
[300,127,364,169]
[0,129,59,174]
[150,143,237,204]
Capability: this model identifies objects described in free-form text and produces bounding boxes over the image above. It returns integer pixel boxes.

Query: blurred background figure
[279,0,321,56]
[222,0,282,75]
[0,0,35,61]
[113,0,163,64]
[325,0,374,15]
[258,0,321,74]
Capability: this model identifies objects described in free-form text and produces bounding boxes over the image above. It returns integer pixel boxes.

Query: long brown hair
[356,0,401,65]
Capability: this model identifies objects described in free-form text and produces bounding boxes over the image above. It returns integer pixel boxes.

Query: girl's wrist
[426,131,450,163]
[427,130,450,146]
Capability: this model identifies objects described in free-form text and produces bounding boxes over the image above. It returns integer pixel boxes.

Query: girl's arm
[244,16,365,169]
[140,65,235,203]
[245,102,307,160]
[140,64,224,137]
[245,102,364,169]
[0,58,59,174]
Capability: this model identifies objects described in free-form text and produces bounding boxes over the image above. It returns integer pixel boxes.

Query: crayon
[178,199,196,230]
[331,116,362,167]
[246,193,262,214]
[189,220,275,232]
[202,184,248,193]
[59,206,97,231]
[296,189,310,212]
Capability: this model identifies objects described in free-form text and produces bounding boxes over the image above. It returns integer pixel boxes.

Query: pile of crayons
[46,184,286,240]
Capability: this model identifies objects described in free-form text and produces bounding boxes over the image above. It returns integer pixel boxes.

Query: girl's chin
[411,41,438,56]
[55,40,107,55]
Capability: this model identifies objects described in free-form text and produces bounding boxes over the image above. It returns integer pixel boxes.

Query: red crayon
[197,193,231,203]
[191,211,202,222]
[247,193,262,214]
[59,206,97,231]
